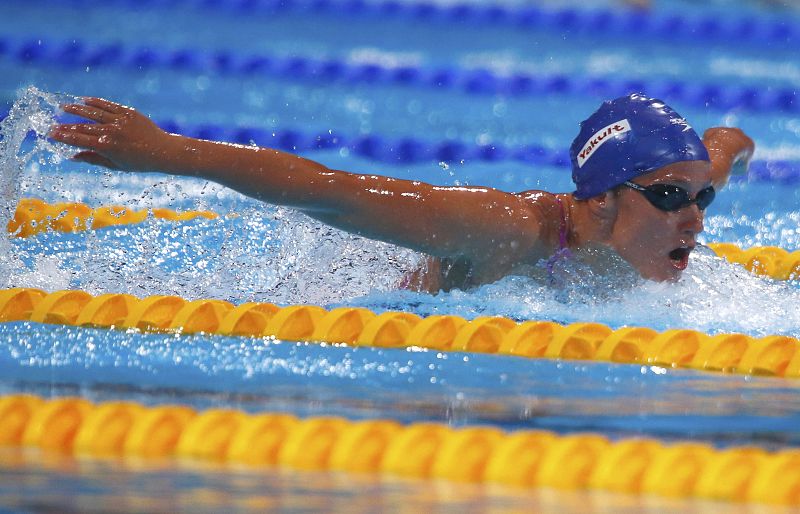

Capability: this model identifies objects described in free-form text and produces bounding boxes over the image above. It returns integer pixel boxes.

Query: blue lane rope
[2,110,796,184]
[17,0,800,48]
[3,35,799,115]
[155,120,800,184]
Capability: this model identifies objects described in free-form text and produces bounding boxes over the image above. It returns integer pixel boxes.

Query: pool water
[1,0,800,512]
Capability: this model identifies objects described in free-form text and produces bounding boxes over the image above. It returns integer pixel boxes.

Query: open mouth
[668,246,693,270]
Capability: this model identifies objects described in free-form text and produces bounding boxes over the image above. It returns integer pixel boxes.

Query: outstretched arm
[703,127,755,189]
[49,98,545,268]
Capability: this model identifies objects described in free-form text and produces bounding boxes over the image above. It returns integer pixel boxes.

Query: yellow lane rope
[7,199,799,281]
[0,394,797,504]
[1,287,798,378]
[706,242,800,280]
[7,198,217,237]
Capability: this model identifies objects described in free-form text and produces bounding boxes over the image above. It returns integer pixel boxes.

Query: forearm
[157,134,468,251]
[158,133,342,210]
[50,98,343,210]
[703,128,755,189]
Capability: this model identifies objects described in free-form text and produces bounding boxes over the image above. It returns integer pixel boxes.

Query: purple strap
[555,196,569,250]
[545,195,573,275]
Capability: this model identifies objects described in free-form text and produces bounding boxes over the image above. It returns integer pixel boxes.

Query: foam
[348,247,800,337]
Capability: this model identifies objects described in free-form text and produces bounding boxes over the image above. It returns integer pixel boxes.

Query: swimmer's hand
[702,127,755,188]
[49,97,174,173]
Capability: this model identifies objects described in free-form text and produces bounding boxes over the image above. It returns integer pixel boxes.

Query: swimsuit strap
[544,194,573,277]
[553,194,569,250]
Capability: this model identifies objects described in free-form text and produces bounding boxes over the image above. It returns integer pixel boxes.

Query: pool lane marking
[14,0,800,49]
[2,33,799,114]
[0,107,796,183]
[1,287,799,378]
[0,393,798,505]
[7,198,218,238]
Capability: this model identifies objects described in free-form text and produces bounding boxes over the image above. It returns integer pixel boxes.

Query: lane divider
[0,393,797,504]
[20,0,800,49]
[1,287,800,378]
[7,198,217,238]
[707,243,800,281]
[4,34,799,114]
[7,199,800,282]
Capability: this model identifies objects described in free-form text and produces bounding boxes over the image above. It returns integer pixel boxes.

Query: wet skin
[415,161,712,291]
[48,98,753,290]
[603,161,711,282]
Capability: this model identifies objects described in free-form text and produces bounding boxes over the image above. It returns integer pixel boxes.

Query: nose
[677,203,704,235]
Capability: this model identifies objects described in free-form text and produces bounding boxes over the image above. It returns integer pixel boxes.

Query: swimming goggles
[622,181,716,212]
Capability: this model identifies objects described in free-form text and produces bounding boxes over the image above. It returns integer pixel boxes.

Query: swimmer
[49,93,753,292]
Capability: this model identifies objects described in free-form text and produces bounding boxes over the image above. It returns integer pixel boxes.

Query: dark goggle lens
[693,186,716,210]
[642,184,715,211]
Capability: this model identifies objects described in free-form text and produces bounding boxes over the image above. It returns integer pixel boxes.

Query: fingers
[50,121,118,149]
[49,126,102,149]
[62,103,117,123]
[72,151,119,170]
[53,123,107,135]
[61,97,130,123]
[83,97,125,114]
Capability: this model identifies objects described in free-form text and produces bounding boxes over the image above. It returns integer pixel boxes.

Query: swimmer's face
[607,160,712,282]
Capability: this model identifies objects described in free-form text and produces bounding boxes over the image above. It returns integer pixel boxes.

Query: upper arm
[182,142,550,265]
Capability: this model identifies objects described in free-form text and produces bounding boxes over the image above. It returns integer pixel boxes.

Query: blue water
[2,0,800,512]
[2,321,800,447]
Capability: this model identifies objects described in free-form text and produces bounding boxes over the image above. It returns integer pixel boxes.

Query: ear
[587,191,618,220]
[586,191,618,239]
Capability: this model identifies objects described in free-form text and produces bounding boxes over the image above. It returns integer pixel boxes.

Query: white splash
[0,87,77,290]
[348,246,800,338]
[0,86,74,214]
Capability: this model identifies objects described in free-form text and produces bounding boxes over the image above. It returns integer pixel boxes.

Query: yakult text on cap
[577,119,631,168]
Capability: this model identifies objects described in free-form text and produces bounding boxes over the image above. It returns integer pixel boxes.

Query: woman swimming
[48,93,754,292]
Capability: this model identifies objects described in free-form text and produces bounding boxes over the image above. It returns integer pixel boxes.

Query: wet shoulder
[516,190,569,252]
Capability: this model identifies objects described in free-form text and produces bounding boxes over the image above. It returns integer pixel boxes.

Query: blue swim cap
[570,93,710,200]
